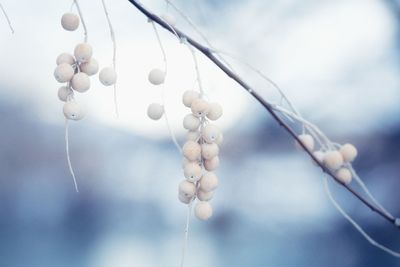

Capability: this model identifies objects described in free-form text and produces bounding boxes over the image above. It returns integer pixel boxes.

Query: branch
[126,0,399,227]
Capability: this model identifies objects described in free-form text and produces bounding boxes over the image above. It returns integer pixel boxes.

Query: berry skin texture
[182,90,200,108]
[336,168,352,184]
[183,162,202,182]
[206,102,223,121]
[179,180,196,198]
[148,68,165,85]
[183,114,201,131]
[195,201,213,220]
[200,172,219,192]
[215,133,224,146]
[201,143,219,160]
[56,53,75,65]
[74,43,93,63]
[295,134,315,151]
[58,86,72,102]
[324,150,344,170]
[63,101,85,121]
[160,13,177,27]
[202,124,221,144]
[204,156,220,171]
[191,99,210,117]
[340,144,358,163]
[71,73,90,93]
[54,63,74,83]
[197,190,214,201]
[147,103,164,120]
[61,13,80,31]
[80,58,99,76]
[99,67,117,86]
[182,141,201,161]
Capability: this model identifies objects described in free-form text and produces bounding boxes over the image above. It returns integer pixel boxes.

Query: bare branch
[126,0,399,227]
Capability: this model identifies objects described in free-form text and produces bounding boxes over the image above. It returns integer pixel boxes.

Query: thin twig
[126,0,399,227]
[73,0,88,42]
[0,2,14,34]
[101,0,119,117]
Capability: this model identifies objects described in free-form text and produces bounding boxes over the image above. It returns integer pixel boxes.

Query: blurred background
[1,0,400,266]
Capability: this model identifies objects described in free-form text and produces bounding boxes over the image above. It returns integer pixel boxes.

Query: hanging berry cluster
[296,134,358,184]
[55,12,98,120]
[179,91,223,220]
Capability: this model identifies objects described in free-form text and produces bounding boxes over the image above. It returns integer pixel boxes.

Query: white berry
[63,101,85,121]
[183,114,201,131]
[56,53,75,65]
[148,68,165,85]
[195,201,213,220]
[147,103,164,120]
[201,143,219,160]
[54,63,74,83]
[182,140,201,161]
[74,43,93,63]
[197,190,214,201]
[200,172,218,192]
[191,99,210,117]
[99,67,117,86]
[295,134,315,151]
[207,102,223,120]
[186,131,200,141]
[71,72,90,93]
[61,13,80,31]
[58,86,72,102]
[160,13,177,27]
[202,124,221,144]
[183,162,202,182]
[340,144,358,163]
[204,156,219,171]
[182,90,200,108]
[324,150,344,170]
[179,180,196,198]
[336,168,352,184]
[80,58,99,76]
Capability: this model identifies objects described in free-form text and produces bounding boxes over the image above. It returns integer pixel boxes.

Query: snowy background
[0,0,400,266]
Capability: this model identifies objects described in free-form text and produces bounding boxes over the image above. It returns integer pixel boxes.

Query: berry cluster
[296,134,358,184]
[179,91,223,220]
[55,12,117,121]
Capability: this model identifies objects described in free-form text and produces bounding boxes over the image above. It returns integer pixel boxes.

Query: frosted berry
[56,53,75,65]
[54,63,74,83]
[183,114,201,131]
[191,98,209,117]
[63,101,85,121]
[336,168,352,184]
[61,13,80,31]
[80,58,99,76]
[148,68,165,85]
[200,172,218,192]
[58,86,72,102]
[147,103,164,120]
[194,201,213,220]
[179,180,196,198]
[206,102,223,120]
[204,156,220,171]
[182,90,200,108]
[197,190,214,201]
[340,144,358,163]
[201,143,219,160]
[295,134,315,151]
[74,43,93,63]
[182,140,201,161]
[324,150,344,170]
[202,124,221,144]
[183,162,202,182]
[99,67,117,86]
